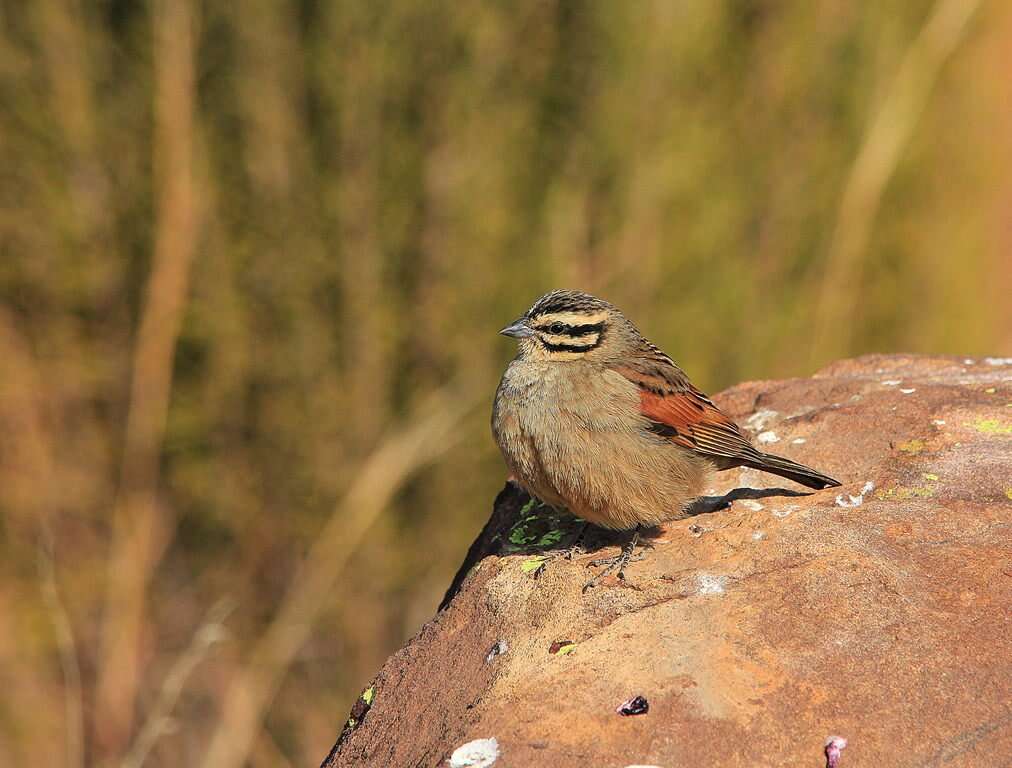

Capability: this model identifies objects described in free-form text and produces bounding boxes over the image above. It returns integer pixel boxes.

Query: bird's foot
[562,521,589,560]
[582,528,646,592]
[541,521,589,562]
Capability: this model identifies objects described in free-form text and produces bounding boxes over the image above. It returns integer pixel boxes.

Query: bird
[492,289,841,587]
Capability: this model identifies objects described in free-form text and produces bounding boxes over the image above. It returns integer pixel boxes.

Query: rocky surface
[321,355,1012,768]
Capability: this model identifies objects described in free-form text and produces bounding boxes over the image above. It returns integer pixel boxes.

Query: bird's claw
[582,527,645,592]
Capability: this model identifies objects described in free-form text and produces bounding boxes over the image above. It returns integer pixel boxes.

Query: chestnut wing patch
[639,389,759,459]
[613,361,761,462]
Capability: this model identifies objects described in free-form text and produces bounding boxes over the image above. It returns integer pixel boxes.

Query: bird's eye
[548,322,566,334]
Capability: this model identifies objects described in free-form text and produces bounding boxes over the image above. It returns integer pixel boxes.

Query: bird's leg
[562,520,589,560]
[583,526,646,592]
[540,520,589,562]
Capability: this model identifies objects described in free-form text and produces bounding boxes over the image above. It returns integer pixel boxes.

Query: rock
[321,355,1012,768]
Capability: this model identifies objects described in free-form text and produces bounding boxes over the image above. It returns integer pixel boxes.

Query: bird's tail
[743,452,841,490]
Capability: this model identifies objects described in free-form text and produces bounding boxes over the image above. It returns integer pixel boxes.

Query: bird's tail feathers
[744,452,841,490]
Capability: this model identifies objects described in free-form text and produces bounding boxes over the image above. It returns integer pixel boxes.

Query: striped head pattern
[500,290,637,362]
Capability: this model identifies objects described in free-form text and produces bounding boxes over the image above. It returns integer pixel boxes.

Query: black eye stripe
[564,322,604,336]
[542,340,598,353]
[535,321,605,337]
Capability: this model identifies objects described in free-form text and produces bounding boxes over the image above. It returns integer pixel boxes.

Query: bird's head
[499,289,640,362]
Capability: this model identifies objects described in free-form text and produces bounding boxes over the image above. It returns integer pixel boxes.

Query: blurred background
[1,0,1010,766]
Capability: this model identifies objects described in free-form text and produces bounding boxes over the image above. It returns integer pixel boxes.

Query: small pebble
[616,695,649,716]
[824,735,847,768]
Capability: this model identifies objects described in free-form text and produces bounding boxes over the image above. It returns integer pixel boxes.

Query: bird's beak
[499,317,534,339]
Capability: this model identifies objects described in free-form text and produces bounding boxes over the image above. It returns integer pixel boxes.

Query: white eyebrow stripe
[538,332,601,346]
[532,311,608,327]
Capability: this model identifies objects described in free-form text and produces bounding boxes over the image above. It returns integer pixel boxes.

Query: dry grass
[96,0,200,755]
[811,0,983,361]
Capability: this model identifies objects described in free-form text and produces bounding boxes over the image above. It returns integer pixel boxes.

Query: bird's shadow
[505,485,812,557]
[684,485,810,516]
[440,482,813,610]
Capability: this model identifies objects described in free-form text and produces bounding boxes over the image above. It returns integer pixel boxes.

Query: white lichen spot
[984,357,1012,366]
[449,737,500,768]
[836,481,874,508]
[752,530,766,540]
[741,500,764,511]
[757,430,780,444]
[485,640,508,664]
[963,358,976,365]
[882,379,902,386]
[772,505,797,519]
[792,437,807,445]
[932,419,946,426]
[697,574,727,595]
[900,388,916,394]
[738,467,761,485]
[744,409,779,432]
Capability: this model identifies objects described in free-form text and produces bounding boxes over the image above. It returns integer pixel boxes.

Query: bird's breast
[495,361,640,428]
[492,361,708,527]
[492,362,644,479]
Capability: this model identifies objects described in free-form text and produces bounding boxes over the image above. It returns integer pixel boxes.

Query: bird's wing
[609,347,761,463]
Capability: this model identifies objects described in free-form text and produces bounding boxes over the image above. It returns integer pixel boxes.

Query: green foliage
[520,556,549,575]
[505,503,576,553]
[972,418,1012,435]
